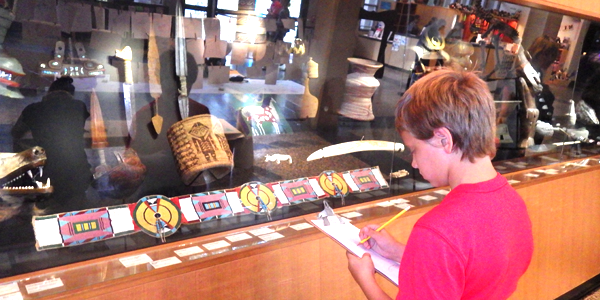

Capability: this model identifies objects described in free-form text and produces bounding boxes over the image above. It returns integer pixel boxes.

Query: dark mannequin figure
[128,50,209,199]
[11,76,92,214]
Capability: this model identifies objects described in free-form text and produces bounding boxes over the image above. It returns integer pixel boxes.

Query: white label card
[418,195,437,201]
[434,190,450,195]
[225,233,253,242]
[290,223,314,230]
[150,257,182,269]
[174,246,204,257]
[25,278,63,294]
[390,198,409,204]
[0,292,22,300]
[0,282,19,296]
[258,232,284,241]
[341,211,363,219]
[376,201,395,207]
[395,203,414,210]
[119,254,153,268]
[203,240,231,251]
[249,227,275,236]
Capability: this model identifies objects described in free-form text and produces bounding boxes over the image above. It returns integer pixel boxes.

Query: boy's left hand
[347,251,376,283]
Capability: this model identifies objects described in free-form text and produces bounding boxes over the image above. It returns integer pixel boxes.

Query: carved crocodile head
[0,146,53,196]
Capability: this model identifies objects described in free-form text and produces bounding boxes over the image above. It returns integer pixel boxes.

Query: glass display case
[0,0,599,284]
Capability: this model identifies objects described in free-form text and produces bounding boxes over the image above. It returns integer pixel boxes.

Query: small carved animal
[265,154,292,164]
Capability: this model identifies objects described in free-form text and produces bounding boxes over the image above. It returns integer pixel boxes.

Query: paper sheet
[311,219,400,286]
[132,11,151,39]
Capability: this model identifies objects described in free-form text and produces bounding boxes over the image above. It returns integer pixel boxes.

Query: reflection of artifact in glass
[90,89,144,200]
[133,195,182,242]
[92,148,146,200]
[0,146,52,196]
[39,40,105,78]
[517,77,540,148]
[575,100,600,126]
[265,154,292,164]
[479,19,543,93]
[0,6,23,98]
[90,88,109,178]
[239,98,283,135]
[306,140,404,161]
[289,38,306,55]
[299,57,318,118]
[408,18,448,87]
[167,114,233,186]
[494,99,520,145]
[445,41,475,71]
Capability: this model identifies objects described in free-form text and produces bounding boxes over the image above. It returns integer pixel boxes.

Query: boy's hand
[359,225,405,262]
[347,252,376,285]
[347,252,393,300]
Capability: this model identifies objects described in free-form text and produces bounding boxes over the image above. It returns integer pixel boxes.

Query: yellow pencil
[358,206,411,245]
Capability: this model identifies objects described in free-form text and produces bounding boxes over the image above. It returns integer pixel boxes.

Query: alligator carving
[0,146,53,196]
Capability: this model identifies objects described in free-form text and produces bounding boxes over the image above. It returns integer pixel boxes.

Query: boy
[347,69,533,299]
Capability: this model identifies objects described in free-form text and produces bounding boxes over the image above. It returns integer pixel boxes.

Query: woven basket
[167,115,233,186]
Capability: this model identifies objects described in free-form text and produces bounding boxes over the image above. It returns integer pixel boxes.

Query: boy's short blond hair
[395,69,496,162]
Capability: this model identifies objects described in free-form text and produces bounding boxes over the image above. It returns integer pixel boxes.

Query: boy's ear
[433,127,453,151]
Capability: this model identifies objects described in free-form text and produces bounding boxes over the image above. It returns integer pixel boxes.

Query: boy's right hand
[359,224,405,262]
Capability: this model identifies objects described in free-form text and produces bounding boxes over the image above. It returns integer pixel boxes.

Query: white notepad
[310,219,400,286]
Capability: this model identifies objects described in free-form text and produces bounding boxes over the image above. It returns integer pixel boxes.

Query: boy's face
[400,130,449,188]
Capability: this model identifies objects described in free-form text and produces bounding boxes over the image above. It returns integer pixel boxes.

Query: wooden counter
[1,154,600,299]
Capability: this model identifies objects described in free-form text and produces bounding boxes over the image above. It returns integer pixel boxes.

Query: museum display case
[1,0,600,298]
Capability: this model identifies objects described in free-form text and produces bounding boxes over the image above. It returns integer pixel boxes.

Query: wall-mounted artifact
[148,24,163,135]
[32,166,388,250]
[175,0,189,120]
[39,40,105,78]
[114,46,136,138]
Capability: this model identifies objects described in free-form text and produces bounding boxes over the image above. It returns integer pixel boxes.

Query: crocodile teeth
[27,170,33,178]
